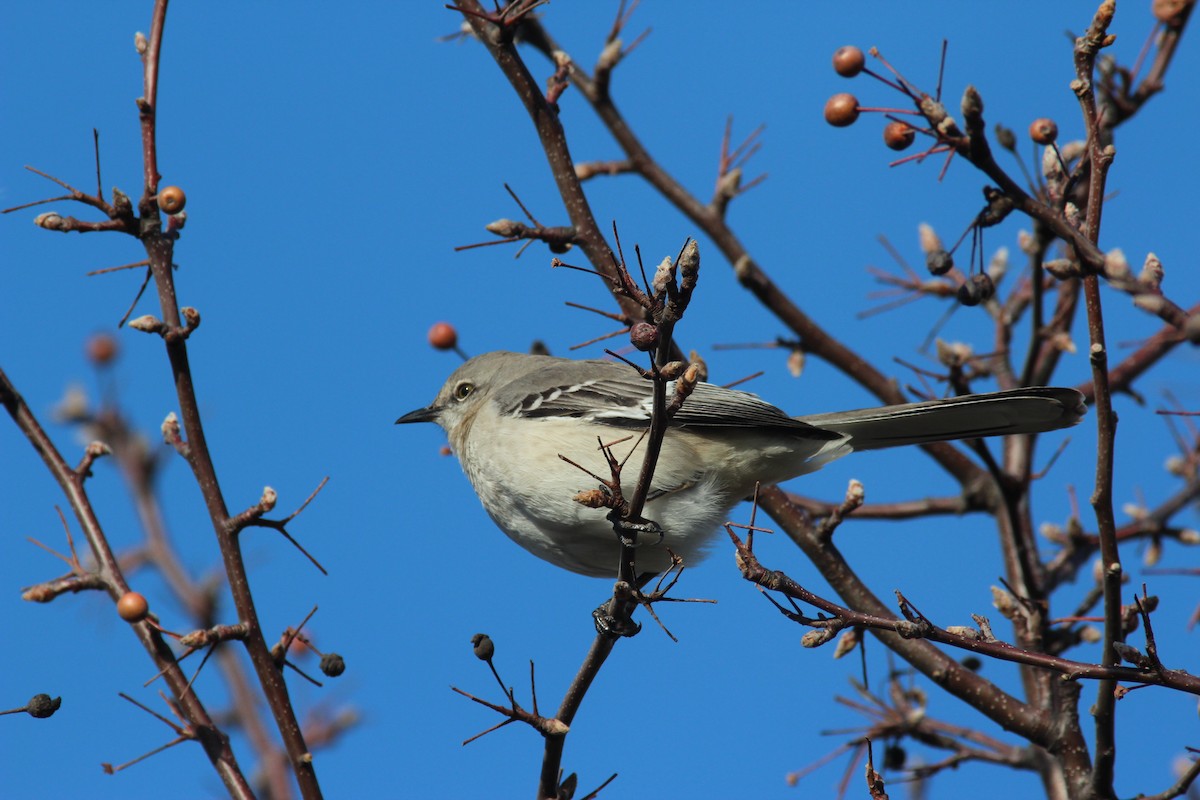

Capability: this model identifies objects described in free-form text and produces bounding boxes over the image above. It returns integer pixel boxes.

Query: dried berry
[116,591,149,622]
[957,273,995,307]
[319,653,345,677]
[832,46,865,77]
[157,186,186,214]
[882,121,915,151]
[824,93,860,127]
[86,334,118,365]
[1029,118,1058,145]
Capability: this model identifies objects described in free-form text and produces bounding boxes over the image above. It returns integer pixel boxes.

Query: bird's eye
[453,381,474,401]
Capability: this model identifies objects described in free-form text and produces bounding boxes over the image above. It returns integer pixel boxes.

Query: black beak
[395,405,438,425]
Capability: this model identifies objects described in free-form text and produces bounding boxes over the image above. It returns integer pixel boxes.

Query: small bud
[161,412,180,443]
[1113,641,1152,669]
[687,350,708,382]
[1104,248,1130,282]
[1079,625,1102,643]
[1044,259,1081,280]
[1017,229,1036,255]
[86,441,112,459]
[1144,537,1162,567]
[134,32,148,54]
[116,591,149,622]
[34,212,64,230]
[181,306,200,330]
[918,222,942,251]
[1164,455,1188,477]
[935,339,972,368]
[657,361,686,381]
[26,694,61,719]
[832,628,860,659]
[128,315,162,333]
[1049,331,1077,354]
[597,38,623,72]
[801,628,838,648]
[1133,294,1167,315]
[484,218,524,237]
[471,633,494,661]
[786,347,805,378]
[1043,147,1065,183]
[961,85,983,118]
[573,489,608,509]
[542,718,570,736]
[319,653,346,677]
[652,256,675,295]
[987,247,1008,282]
[823,93,860,127]
[54,385,89,422]
[1177,529,1200,544]
[1139,253,1164,290]
[111,187,133,217]
[714,167,742,199]
[994,124,1016,151]
[259,486,278,512]
[945,625,982,641]
[844,479,865,507]
[1040,522,1068,544]
[629,321,659,352]
[991,586,1016,618]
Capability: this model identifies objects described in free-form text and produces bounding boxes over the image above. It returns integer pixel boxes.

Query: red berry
[157,186,186,214]
[832,46,865,77]
[116,591,149,622]
[824,94,860,127]
[883,121,915,151]
[1029,118,1058,145]
[86,333,118,365]
[427,322,458,351]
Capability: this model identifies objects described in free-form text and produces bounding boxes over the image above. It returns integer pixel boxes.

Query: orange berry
[116,591,149,622]
[824,93,860,127]
[832,46,865,77]
[157,185,186,214]
[427,322,458,351]
[883,121,915,151]
[86,333,119,365]
[1029,118,1058,145]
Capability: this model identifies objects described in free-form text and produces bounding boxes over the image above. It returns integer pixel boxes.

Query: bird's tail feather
[796,387,1086,451]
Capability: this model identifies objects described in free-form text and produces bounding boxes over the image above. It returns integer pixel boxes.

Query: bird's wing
[500,359,840,438]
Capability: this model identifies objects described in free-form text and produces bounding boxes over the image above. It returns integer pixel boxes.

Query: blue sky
[2,3,1198,799]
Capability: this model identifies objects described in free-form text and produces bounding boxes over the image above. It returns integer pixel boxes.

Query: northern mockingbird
[397,351,1086,577]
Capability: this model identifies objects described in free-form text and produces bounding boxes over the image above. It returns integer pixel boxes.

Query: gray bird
[397,351,1086,577]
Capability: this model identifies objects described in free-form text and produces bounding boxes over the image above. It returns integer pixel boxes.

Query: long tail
[796,387,1086,451]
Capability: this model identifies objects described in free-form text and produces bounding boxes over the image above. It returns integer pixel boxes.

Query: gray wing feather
[504,359,838,438]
